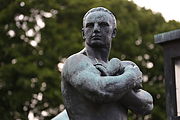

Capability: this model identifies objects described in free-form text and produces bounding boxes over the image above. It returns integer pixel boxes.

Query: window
[175,59,180,116]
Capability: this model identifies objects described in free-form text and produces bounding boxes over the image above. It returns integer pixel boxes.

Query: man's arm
[62,54,142,103]
[121,89,153,115]
[117,61,153,115]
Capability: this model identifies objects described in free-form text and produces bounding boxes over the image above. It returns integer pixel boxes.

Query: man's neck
[85,44,110,63]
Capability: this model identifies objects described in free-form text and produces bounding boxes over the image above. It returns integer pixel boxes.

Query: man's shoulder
[66,52,88,64]
[63,52,92,73]
[66,48,87,62]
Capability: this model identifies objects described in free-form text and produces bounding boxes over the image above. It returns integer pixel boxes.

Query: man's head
[82,7,117,48]
[83,7,117,29]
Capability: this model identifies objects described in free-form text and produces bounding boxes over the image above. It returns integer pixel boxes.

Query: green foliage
[0,0,180,119]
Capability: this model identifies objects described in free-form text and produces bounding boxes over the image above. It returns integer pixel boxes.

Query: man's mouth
[92,36,101,40]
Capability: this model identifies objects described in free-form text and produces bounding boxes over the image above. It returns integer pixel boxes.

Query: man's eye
[86,23,94,28]
[99,22,109,27]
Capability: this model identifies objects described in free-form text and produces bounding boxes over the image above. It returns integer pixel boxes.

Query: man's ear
[82,28,86,40]
[112,28,117,38]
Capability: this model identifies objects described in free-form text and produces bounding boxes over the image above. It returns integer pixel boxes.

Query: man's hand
[124,65,143,89]
[94,58,123,76]
[107,58,123,76]
[95,58,143,90]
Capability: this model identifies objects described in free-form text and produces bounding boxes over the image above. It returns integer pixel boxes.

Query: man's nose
[93,23,100,33]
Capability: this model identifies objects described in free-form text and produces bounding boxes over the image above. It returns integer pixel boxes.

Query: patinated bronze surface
[53,7,153,120]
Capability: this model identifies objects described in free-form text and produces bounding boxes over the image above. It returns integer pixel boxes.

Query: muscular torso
[61,52,128,120]
[61,52,153,120]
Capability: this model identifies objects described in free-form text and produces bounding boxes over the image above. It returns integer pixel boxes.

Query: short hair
[83,7,117,29]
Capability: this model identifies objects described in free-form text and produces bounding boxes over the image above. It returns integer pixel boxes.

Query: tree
[0,0,180,119]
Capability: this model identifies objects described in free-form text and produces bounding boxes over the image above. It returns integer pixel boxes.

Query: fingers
[133,66,142,78]
[124,65,143,89]
[121,61,137,68]
[94,64,108,76]
[107,58,123,75]
[124,65,141,75]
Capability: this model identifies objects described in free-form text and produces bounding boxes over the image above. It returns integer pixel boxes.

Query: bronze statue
[52,7,153,120]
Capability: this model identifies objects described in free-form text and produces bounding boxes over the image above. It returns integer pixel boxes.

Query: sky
[132,0,180,22]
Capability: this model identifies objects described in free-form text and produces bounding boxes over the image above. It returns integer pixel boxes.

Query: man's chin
[90,42,105,48]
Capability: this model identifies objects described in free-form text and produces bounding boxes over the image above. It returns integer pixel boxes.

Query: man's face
[83,11,116,48]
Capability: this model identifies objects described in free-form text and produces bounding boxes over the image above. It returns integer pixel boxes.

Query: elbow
[131,102,153,115]
[139,90,154,115]
[143,93,154,115]
[140,94,154,115]
[133,91,154,115]
[141,102,154,115]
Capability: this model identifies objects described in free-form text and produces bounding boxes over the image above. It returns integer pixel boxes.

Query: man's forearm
[64,55,142,103]
[70,70,138,103]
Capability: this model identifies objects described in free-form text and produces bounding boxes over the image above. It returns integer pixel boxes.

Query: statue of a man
[53,7,153,120]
